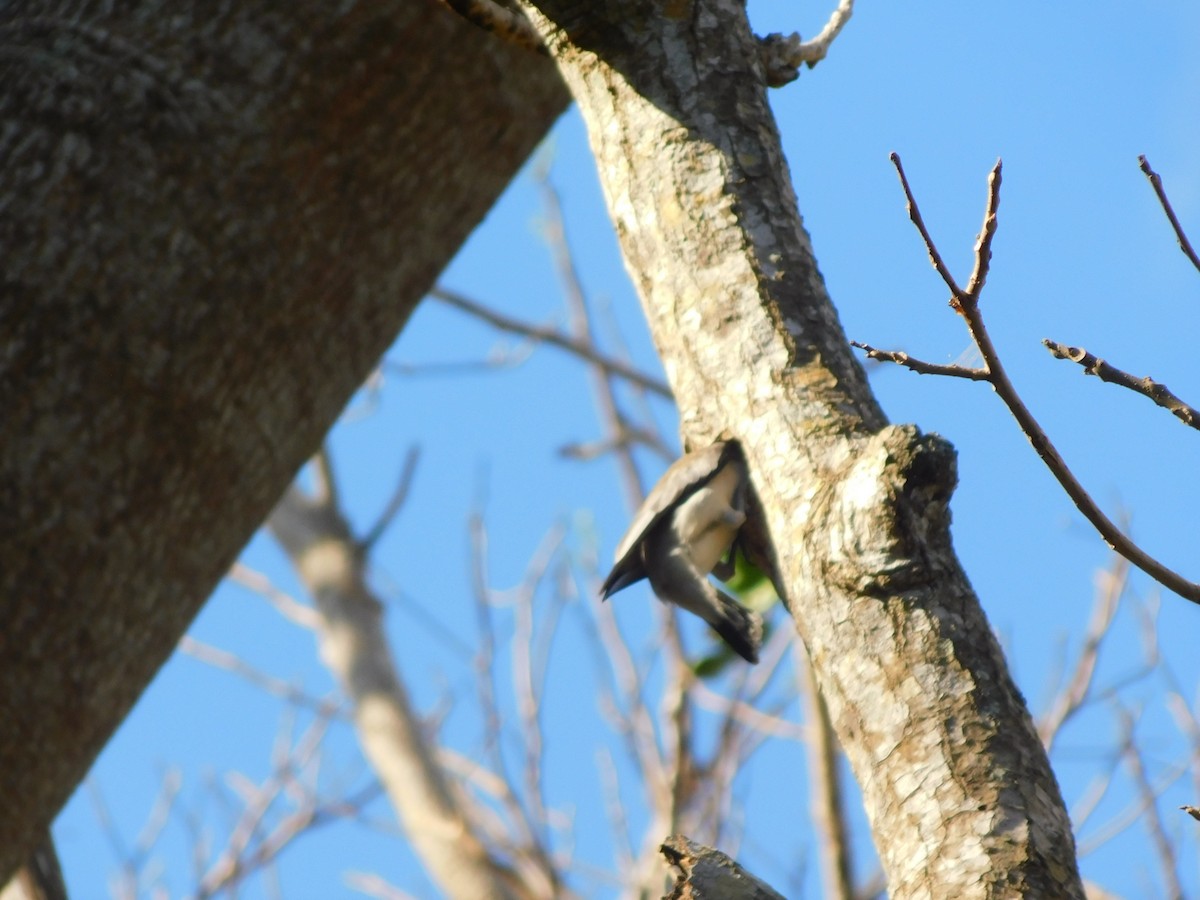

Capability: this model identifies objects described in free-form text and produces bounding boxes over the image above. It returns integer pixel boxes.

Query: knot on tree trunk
[823,424,958,597]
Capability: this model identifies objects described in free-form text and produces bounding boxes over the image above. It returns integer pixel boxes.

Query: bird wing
[600,441,735,599]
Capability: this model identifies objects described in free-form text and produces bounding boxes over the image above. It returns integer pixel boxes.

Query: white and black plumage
[600,441,764,663]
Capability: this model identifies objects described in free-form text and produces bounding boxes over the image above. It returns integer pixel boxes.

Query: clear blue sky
[56,3,1200,897]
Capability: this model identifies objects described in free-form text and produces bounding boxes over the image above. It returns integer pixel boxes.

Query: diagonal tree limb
[1042,340,1200,432]
[1138,156,1200,274]
[875,154,1200,604]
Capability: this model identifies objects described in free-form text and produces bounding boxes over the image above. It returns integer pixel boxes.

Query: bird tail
[706,589,764,664]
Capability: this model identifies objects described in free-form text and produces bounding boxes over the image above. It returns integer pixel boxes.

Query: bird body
[600,441,763,663]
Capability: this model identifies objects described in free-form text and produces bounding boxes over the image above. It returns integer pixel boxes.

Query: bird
[600,440,763,663]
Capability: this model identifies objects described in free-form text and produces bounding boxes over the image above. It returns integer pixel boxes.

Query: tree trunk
[515,1,1084,896]
[0,1,566,881]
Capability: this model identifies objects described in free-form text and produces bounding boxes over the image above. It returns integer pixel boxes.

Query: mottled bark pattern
[516,0,1083,896]
[0,0,565,880]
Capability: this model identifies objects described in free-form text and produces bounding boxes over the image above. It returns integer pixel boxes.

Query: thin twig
[228,563,320,630]
[889,153,963,297]
[430,286,672,400]
[539,172,702,869]
[1042,340,1200,431]
[1076,747,1188,856]
[876,153,1200,604]
[1138,155,1200,274]
[359,446,421,551]
[88,780,136,899]
[538,174,650,505]
[797,644,854,900]
[559,429,675,463]
[507,523,568,895]
[596,747,635,873]
[179,636,343,717]
[467,510,530,840]
[1038,553,1128,752]
[584,584,669,807]
[691,682,805,741]
[962,161,1001,300]
[467,509,563,898]
[1113,705,1184,898]
[384,350,534,378]
[849,342,989,380]
[343,870,420,900]
[194,713,335,897]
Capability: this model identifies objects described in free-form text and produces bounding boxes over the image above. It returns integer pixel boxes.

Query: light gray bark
[268,486,545,900]
[0,0,565,882]
[516,1,1083,896]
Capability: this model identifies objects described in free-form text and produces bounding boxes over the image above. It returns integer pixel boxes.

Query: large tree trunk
[516,1,1084,896]
[0,1,566,881]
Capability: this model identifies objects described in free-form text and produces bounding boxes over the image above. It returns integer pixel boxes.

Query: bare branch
[537,173,652,506]
[595,747,635,874]
[384,350,535,378]
[1038,554,1128,752]
[796,0,855,64]
[691,682,805,742]
[963,160,1002,300]
[359,446,422,552]
[757,0,855,86]
[1042,340,1200,431]
[269,477,529,900]
[873,155,1200,605]
[1138,155,1200,274]
[581,579,668,802]
[1077,751,1188,857]
[660,835,785,899]
[228,563,321,630]
[849,342,989,380]
[558,429,675,463]
[507,524,569,891]
[179,637,341,716]
[87,781,136,900]
[798,647,854,900]
[958,293,1200,603]
[185,711,387,899]
[439,0,546,55]
[344,870,420,900]
[1114,706,1184,898]
[466,510,563,898]
[889,153,964,297]
[429,287,672,400]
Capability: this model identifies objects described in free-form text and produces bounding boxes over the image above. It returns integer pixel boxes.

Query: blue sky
[55,3,1200,897]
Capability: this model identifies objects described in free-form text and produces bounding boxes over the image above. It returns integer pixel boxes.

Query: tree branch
[867,154,1200,604]
[269,465,530,900]
[660,835,785,899]
[429,287,673,400]
[758,0,855,86]
[1042,340,1200,431]
[1138,155,1200,274]
[850,342,989,380]
[439,0,546,54]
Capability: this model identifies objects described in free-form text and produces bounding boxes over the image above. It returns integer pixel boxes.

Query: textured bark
[517,1,1084,896]
[0,0,566,881]
[661,835,784,900]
